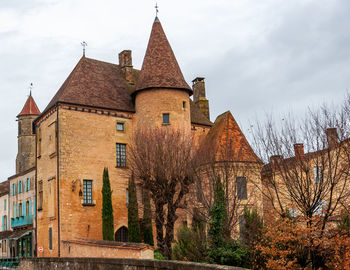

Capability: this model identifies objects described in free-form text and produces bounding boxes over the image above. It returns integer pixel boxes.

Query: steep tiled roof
[135,17,192,94]
[190,100,212,126]
[0,180,8,196]
[205,111,261,163]
[17,94,40,117]
[44,57,136,113]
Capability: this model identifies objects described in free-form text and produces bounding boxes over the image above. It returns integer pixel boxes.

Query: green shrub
[172,226,207,262]
[154,249,166,260]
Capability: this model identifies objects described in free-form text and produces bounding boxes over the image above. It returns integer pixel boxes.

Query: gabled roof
[44,57,136,113]
[17,94,40,117]
[135,17,192,94]
[205,111,261,163]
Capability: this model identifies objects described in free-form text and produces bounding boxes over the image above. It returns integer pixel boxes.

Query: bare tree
[128,128,194,259]
[251,98,350,232]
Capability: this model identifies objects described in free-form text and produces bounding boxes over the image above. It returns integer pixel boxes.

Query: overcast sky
[0,0,349,180]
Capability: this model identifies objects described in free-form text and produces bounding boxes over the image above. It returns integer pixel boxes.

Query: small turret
[16,93,40,173]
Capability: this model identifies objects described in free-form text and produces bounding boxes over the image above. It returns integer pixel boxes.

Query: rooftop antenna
[29,83,33,97]
[81,41,87,57]
[155,2,159,17]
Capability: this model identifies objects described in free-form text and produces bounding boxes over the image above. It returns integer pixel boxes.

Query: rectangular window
[4,199,6,211]
[38,181,43,210]
[117,122,124,131]
[288,208,298,218]
[37,127,42,157]
[162,113,170,124]
[2,240,6,253]
[3,216,7,231]
[49,227,53,250]
[116,143,126,167]
[19,203,22,217]
[83,180,93,205]
[314,166,323,183]
[236,177,247,200]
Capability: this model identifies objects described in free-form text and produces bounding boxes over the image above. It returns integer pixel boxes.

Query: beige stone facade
[0,16,265,261]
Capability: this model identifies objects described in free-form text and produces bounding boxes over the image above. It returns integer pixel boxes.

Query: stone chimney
[326,128,338,148]
[118,50,134,85]
[294,143,304,160]
[270,155,283,169]
[192,77,210,120]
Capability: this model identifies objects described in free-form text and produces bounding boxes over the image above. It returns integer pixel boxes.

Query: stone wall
[61,239,153,259]
[19,257,246,270]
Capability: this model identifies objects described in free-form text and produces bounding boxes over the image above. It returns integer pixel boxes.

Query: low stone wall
[20,257,246,270]
[60,239,153,259]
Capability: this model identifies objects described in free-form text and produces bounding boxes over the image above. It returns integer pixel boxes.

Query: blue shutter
[16,204,19,218]
[34,199,36,218]
[2,216,4,231]
[17,182,20,194]
[25,179,27,192]
[22,203,24,216]
[28,178,31,191]
[29,200,32,216]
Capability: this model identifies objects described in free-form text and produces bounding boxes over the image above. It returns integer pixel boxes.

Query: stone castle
[0,16,262,259]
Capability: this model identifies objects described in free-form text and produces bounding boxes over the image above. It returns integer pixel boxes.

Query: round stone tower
[16,93,40,173]
[134,17,192,134]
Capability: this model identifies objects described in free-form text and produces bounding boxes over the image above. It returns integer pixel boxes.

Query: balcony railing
[11,215,33,227]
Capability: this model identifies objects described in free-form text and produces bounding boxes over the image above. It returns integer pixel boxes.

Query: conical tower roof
[205,111,261,163]
[17,94,40,117]
[135,17,192,94]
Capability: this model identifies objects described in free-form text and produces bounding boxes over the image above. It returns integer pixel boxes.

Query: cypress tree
[142,188,154,246]
[128,173,141,242]
[102,167,114,241]
[208,180,227,263]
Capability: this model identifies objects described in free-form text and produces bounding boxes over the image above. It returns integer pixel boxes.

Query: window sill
[115,166,128,169]
[82,203,95,207]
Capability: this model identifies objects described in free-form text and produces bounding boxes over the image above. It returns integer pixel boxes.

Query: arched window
[115,226,128,242]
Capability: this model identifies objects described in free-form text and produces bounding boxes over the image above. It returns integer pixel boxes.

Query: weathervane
[29,83,33,97]
[81,41,88,57]
[155,3,159,17]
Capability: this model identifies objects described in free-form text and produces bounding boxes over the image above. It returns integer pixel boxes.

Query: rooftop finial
[81,41,88,57]
[29,83,33,97]
[155,2,159,18]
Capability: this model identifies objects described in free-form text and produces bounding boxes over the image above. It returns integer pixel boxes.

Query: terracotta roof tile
[44,57,136,113]
[205,111,261,163]
[135,17,192,94]
[17,95,40,117]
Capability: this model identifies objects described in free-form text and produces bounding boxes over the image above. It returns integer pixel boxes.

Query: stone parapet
[20,257,247,270]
